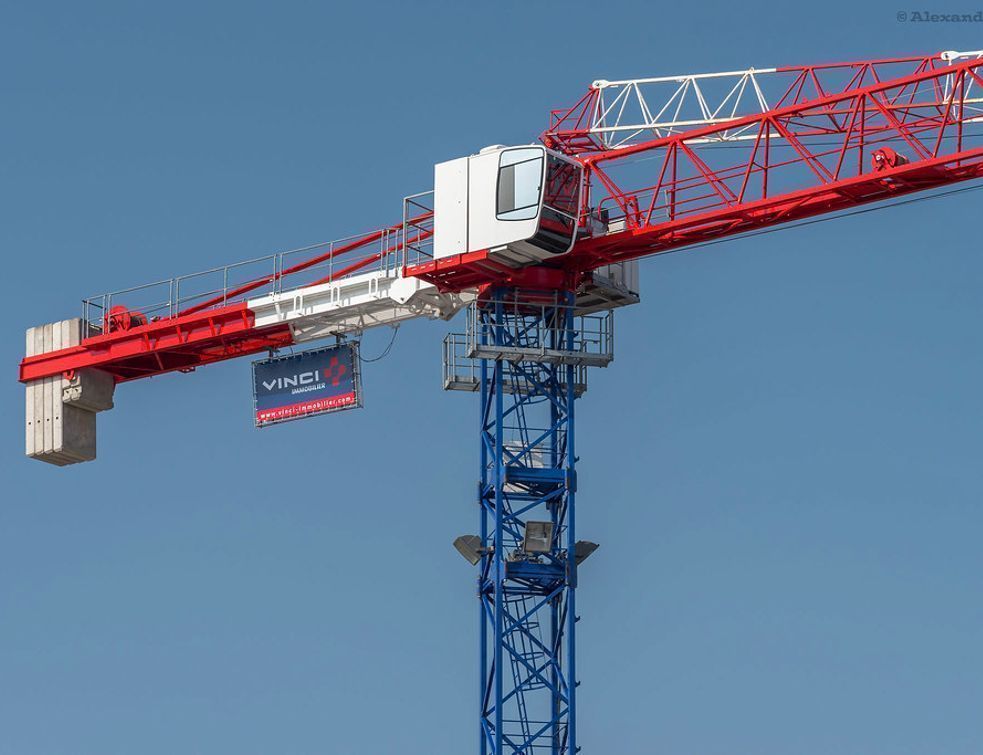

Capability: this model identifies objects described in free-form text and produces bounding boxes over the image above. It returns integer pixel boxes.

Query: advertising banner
[252,343,361,427]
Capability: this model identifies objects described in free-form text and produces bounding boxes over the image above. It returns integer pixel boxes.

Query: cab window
[497,148,544,221]
[543,155,580,217]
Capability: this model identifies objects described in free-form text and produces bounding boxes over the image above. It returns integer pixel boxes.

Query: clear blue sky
[2,2,982,753]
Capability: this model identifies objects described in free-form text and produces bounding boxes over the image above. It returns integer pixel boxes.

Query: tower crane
[18,49,983,754]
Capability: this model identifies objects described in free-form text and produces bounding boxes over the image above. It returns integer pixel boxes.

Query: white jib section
[247,268,474,344]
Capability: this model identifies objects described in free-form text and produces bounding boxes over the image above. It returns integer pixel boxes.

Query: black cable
[359,325,400,363]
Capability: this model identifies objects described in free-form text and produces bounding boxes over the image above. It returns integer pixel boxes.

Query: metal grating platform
[443,333,588,395]
[455,297,614,368]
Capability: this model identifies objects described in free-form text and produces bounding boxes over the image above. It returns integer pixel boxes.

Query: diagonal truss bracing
[475,290,584,754]
[544,49,983,153]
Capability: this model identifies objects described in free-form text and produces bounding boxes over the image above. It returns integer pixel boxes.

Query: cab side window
[497,148,544,221]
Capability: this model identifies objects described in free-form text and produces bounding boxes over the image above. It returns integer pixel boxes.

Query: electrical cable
[359,325,400,363]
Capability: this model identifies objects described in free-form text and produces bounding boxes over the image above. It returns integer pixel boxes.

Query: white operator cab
[432,145,583,267]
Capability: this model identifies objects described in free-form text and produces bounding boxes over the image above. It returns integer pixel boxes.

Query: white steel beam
[247,268,474,343]
[585,51,983,150]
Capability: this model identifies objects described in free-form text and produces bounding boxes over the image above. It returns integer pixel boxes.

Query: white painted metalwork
[432,145,582,264]
[941,49,983,61]
[442,333,589,395]
[458,299,614,368]
[80,229,408,330]
[586,51,983,150]
[941,50,983,126]
[248,269,473,342]
[590,66,777,148]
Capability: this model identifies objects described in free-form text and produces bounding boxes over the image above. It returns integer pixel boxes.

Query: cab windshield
[497,148,543,220]
[496,147,582,254]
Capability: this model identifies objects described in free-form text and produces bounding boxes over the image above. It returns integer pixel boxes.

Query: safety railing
[80,216,430,335]
[442,333,589,395]
[402,190,434,267]
[461,297,614,368]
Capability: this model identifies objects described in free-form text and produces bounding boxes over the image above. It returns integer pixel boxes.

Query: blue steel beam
[475,289,581,755]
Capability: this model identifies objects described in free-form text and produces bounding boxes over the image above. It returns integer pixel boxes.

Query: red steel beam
[543,53,949,156]
[19,302,293,383]
[18,220,437,383]
[20,53,983,381]
[414,56,983,290]
[179,212,432,316]
[571,148,983,265]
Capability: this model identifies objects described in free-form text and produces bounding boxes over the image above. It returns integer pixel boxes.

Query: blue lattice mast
[449,288,611,754]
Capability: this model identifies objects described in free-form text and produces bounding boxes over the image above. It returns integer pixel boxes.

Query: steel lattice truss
[543,49,983,153]
[477,292,580,754]
[569,52,983,266]
[410,52,983,291]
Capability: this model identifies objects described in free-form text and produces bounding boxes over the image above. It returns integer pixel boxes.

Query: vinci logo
[252,344,361,427]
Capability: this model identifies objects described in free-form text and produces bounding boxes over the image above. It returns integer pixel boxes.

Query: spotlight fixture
[573,540,599,565]
[522,521,554,555]
[453,535,484,565]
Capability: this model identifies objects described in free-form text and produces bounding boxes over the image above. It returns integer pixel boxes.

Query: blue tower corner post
[473,287,584,755]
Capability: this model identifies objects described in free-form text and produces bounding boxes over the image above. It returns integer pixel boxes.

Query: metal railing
[462,297,614,368]
[402,190,434,267]
[80,219,425,334]
[442,333,589,395]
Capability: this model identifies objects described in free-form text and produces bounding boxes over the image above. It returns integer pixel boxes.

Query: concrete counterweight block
[24,319,115,466]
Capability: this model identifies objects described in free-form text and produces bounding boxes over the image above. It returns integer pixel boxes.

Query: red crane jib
[410,55,983,288]
[19,52,983,383]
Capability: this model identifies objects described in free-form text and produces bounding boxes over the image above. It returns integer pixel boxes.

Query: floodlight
[522,521,554,555]
[573,540,599,565]
[453,535,483,565]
